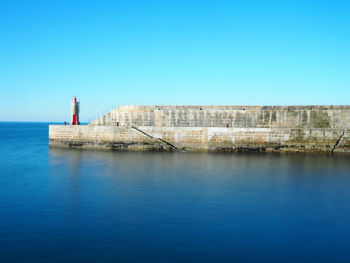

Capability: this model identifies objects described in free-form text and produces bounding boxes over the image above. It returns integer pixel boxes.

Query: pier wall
[49,125,350,153]
[90,105,350,129]
[49,125,172,151]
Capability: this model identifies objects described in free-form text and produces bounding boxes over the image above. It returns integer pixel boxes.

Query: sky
[0,0,349,122]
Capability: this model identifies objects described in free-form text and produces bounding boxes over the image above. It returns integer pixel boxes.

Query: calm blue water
[1,123,350,262]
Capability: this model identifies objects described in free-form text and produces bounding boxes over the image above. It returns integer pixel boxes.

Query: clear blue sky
[0,0,349,122]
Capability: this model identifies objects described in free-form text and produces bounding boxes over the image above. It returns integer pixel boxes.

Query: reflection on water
[46,149,350,262]
[1,123,350,262]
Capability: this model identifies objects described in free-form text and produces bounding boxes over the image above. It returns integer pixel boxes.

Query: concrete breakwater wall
[90,105,350,129]
[49,125,171,151]
[49,125,350,153]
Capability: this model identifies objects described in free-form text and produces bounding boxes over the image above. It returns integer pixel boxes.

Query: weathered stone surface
[50,105,350,153]
[90,105,350,129]
[333,130,350,153]
[49,125,174,151]
[49,125,350,153]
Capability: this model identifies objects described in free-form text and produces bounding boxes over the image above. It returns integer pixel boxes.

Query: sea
[1,122,350,262]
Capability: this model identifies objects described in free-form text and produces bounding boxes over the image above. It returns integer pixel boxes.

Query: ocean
[1,122,350,262]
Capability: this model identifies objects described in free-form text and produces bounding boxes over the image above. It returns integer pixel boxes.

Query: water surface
[1,123,350,262]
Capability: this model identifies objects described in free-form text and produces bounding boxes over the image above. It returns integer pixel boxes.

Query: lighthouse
[70,97,80,125]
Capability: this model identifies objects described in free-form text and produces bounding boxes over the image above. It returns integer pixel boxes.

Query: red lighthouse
[70,97,80,125]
